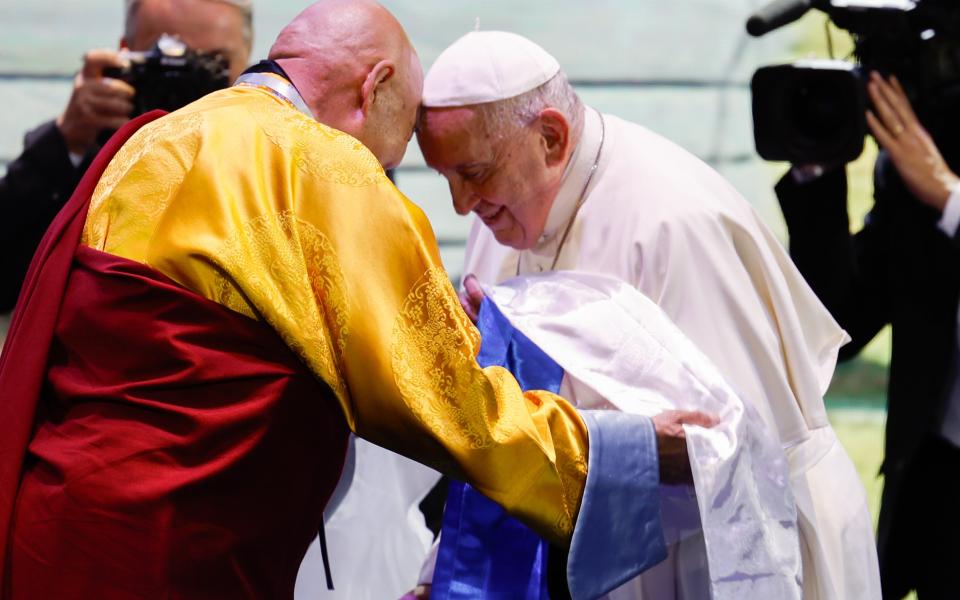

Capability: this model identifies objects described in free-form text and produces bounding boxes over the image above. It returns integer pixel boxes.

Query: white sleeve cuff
[789,164,825,185]
[937,182,960,237]
[67,151,85,168]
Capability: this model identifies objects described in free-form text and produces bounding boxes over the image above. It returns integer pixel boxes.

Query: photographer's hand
[56,49,136,157]
[866,72,959,212]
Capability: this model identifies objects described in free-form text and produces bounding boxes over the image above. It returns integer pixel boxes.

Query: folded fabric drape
[434,272,802,600]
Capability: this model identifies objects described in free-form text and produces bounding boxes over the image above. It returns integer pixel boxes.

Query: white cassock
[463,107,881,600]
[294,439,440,599]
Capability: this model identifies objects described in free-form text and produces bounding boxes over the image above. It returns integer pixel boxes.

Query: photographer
[776,71,960,599]
[0,0,252,312]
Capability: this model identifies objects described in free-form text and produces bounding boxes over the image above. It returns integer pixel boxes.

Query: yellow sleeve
[337,188,589,545]
[82,89,589,544]
[226,124,588,545]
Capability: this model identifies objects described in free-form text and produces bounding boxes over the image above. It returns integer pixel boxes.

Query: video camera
[104,34,230,117]
[748,0,960,165]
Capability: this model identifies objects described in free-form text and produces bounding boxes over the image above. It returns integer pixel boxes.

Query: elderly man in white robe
[416,31,881,600]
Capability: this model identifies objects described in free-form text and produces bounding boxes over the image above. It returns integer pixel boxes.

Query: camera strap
[234,72,315,120]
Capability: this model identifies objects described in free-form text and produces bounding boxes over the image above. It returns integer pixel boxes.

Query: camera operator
[776,71,960,599]
[0,0,252,313]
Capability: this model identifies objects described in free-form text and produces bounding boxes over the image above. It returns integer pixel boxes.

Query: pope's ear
[538,108,571,167]
[361,59,396,115]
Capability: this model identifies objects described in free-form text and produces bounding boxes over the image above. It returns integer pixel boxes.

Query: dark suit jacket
[775,146,960,569]
[0,121,96,311]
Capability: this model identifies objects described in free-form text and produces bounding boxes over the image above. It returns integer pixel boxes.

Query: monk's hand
[458,274,485,324]
[866,72,959,212]
[57,49,136,157]
[652,410,718,485]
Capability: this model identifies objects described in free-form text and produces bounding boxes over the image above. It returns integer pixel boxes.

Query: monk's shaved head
[270,0,407,65]
[267,0,422,168]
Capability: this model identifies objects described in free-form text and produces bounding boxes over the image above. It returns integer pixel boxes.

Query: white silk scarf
[487,271,802,600]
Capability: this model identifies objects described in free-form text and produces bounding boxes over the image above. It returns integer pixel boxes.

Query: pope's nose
[450,184,481,216]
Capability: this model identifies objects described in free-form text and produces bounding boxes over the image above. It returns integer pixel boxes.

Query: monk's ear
[538,108,571,167]
[361,60,396,114]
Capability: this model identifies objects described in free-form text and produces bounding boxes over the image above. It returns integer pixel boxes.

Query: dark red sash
[0,114,349,598]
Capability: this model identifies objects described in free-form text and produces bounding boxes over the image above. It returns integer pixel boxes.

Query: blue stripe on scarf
[432,298,563,599]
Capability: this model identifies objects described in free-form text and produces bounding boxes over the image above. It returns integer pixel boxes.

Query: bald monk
[0,2,712,598]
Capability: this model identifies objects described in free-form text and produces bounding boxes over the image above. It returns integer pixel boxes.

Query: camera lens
[752,63,867,164]
[789,78,849,151]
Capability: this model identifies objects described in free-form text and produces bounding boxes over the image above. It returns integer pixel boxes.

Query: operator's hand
[458,274,485,324]
[866,72,959,212]
[652,410,718,486]
[56,49,136,157]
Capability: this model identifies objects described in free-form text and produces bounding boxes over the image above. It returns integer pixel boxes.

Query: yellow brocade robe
[79,85,588,544]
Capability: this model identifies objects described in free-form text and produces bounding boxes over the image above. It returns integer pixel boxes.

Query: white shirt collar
[234,72,315,120]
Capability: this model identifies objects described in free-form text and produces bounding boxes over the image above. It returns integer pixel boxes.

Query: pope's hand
[458,274,485,323]
[398,584,430,599]
[866,72,959,212]
[652,410,718,485]
[57,49,136,157]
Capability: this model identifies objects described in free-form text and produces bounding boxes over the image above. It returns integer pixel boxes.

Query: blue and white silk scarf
[431,298,560,599]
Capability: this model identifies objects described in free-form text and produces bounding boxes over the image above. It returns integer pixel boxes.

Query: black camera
[748,0,960,165]
[104,34,230,116]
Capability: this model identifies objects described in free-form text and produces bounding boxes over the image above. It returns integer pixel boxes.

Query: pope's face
[417,107,560,250]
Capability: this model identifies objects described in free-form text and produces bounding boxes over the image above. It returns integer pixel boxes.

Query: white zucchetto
[422,30,561,108]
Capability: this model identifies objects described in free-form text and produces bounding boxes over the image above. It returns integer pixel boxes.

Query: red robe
[0,114,350,598]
